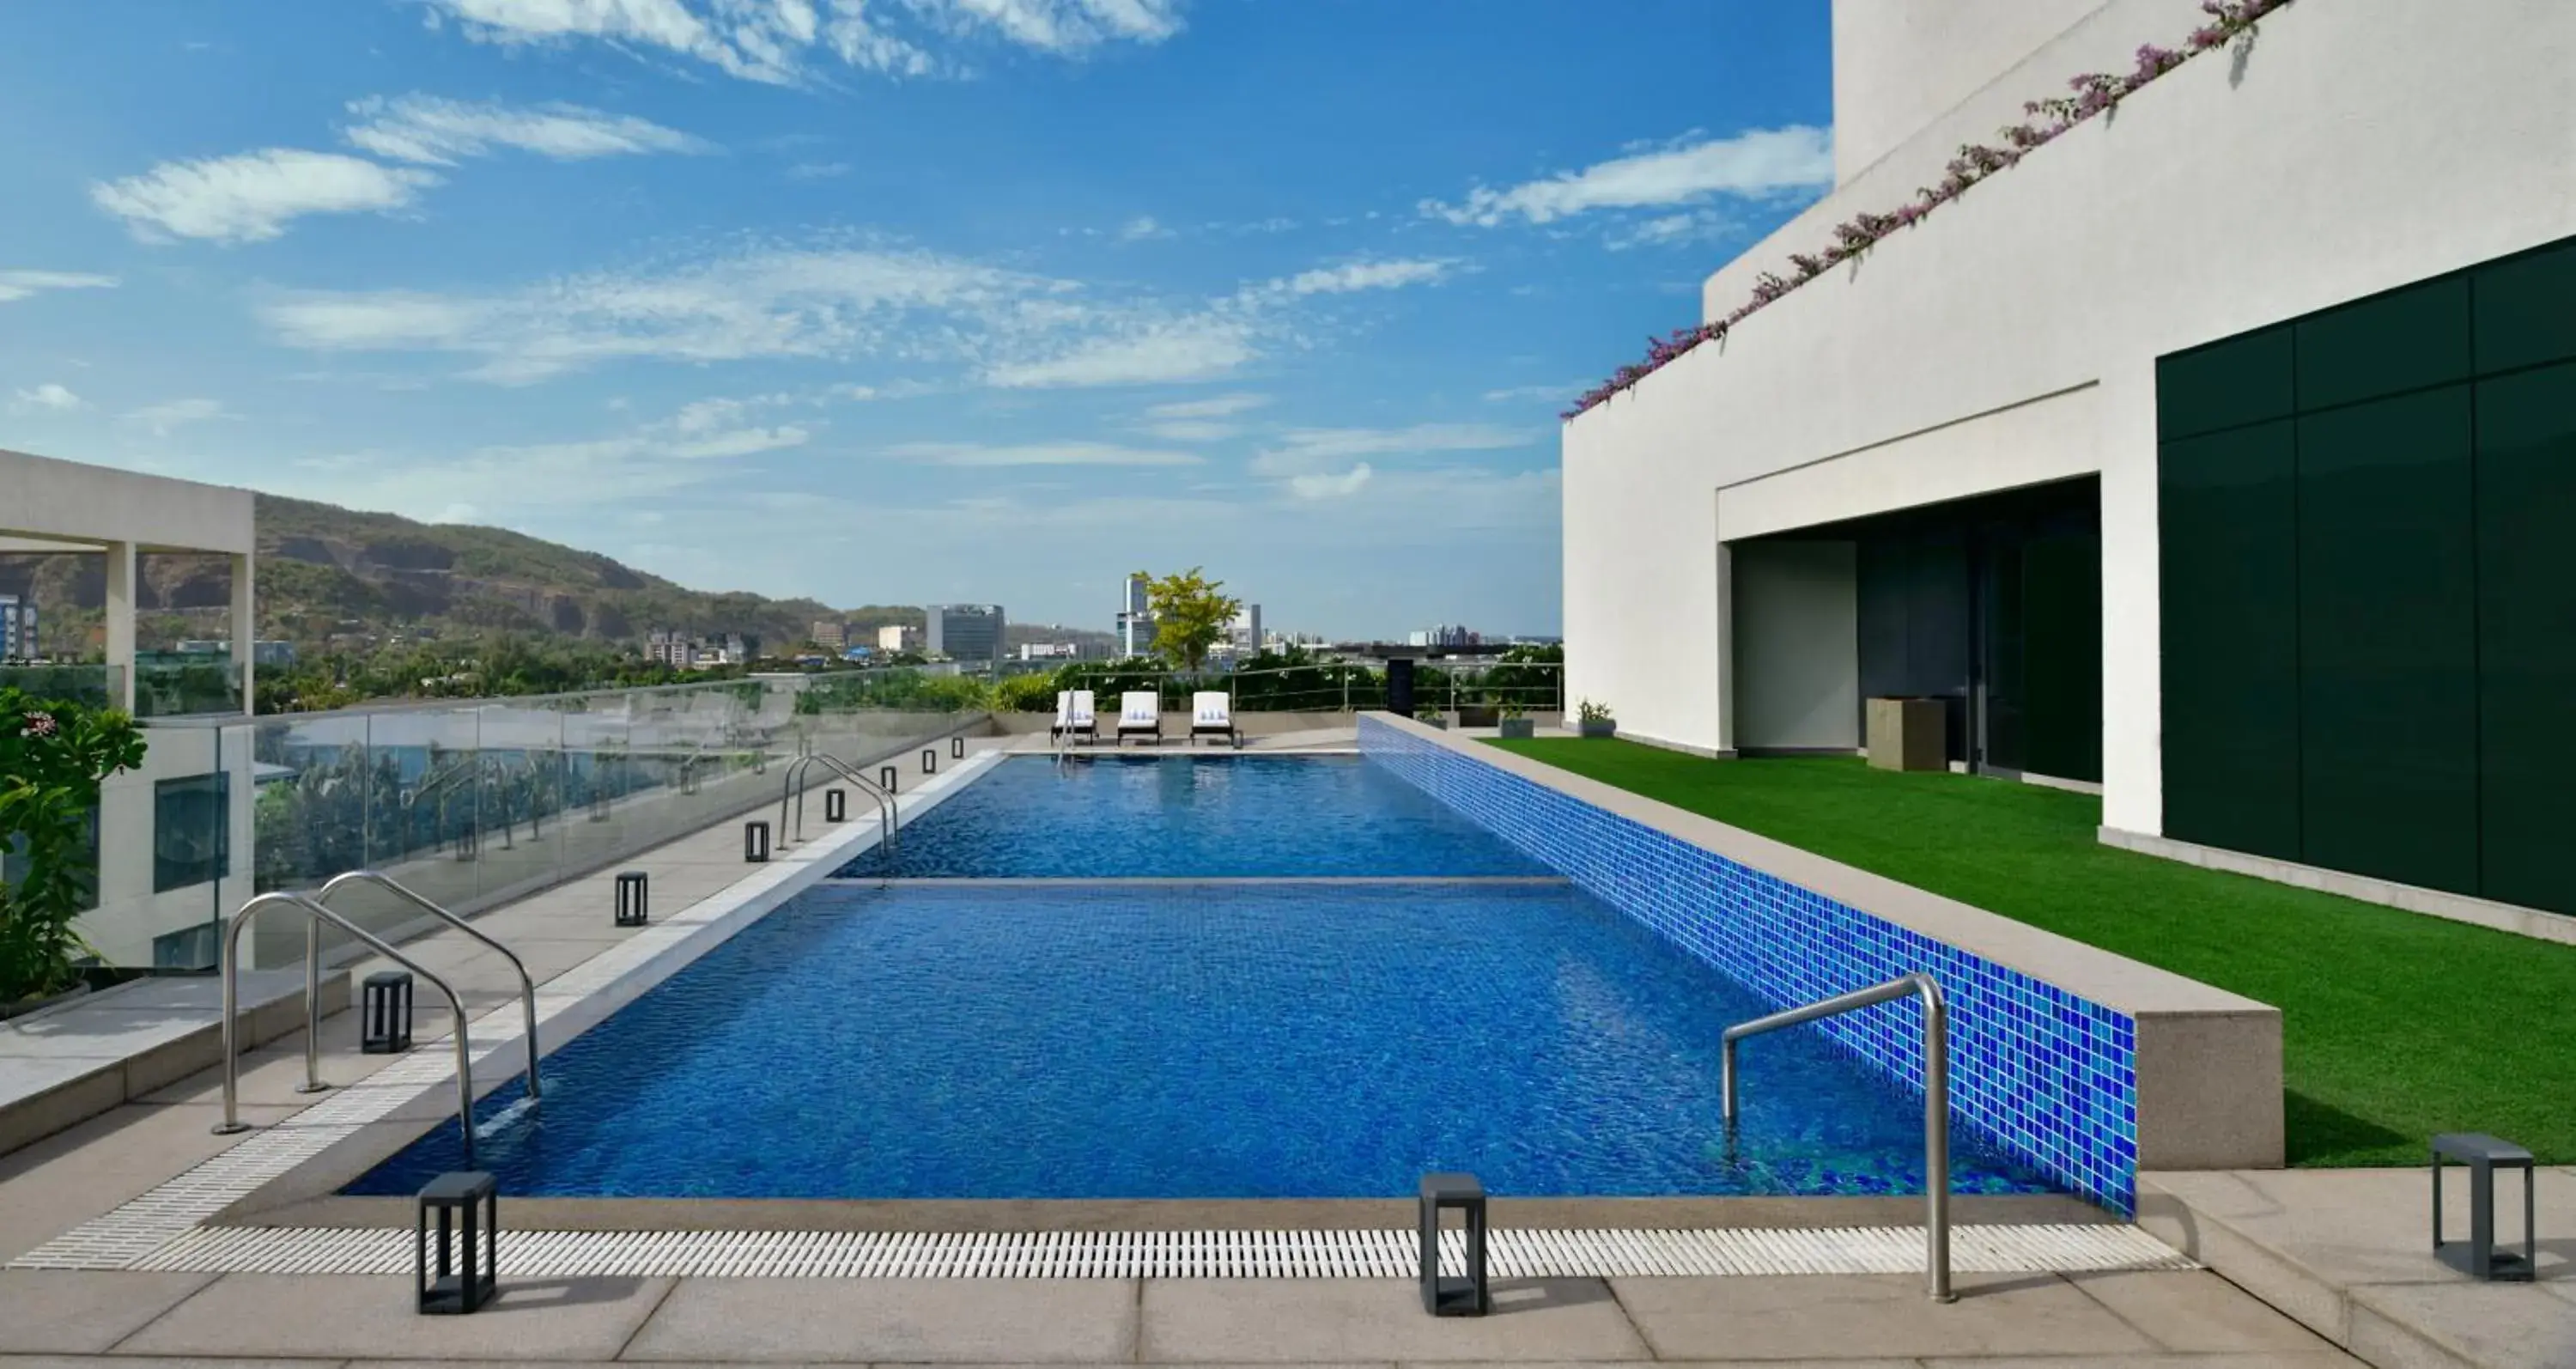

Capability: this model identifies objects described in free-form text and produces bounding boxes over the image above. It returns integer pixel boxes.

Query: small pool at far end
[838,754,1552,879]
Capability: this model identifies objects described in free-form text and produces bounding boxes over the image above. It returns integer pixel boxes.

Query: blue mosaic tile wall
[1359,717,2140,1213]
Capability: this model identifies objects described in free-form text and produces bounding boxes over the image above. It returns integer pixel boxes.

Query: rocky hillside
[0,494,923,653]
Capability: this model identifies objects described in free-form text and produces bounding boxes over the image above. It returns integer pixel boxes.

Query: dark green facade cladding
[2158,235,2576,916]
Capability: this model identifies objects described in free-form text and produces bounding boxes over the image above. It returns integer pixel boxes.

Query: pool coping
[1361,713,2286,1177]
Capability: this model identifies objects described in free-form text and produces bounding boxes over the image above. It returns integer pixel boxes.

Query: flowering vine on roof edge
[1563,0,2295,422]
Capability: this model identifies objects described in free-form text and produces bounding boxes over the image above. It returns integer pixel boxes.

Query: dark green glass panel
[2296,387,2478,894]
[2474,239,2576,375]
[2021,529,2103,783]
[2157,326,2293,441]
[2474,365,2576,915]
[2295,277,2471,411]
[2159,422,2300,860]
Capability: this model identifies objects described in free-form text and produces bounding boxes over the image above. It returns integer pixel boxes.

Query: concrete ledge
[2105,825,2576,949]
[0,969,353,1158]
[1370,713,2283,1175]
[2139,1168,2576,1369]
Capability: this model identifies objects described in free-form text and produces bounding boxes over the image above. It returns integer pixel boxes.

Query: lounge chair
[1053,690,1097,745]
[1116,691,1163,745]
[1190,691,1239,748]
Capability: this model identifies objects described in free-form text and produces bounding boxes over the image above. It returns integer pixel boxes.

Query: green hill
[0,493,923,654]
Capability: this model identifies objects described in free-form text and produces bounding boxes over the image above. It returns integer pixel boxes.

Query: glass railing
[133,658,243,718]
[0,662,121,709]
[67,670,983,973]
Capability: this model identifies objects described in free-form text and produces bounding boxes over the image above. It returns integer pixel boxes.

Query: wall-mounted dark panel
[2022,529,2103,783]
[2295,388,2478,896]
[2473,239,2576,375]
[2160,421,2300,861]
[2474,364,2576,916]
[2157,326,2293,441]
[2295,277,2473,412]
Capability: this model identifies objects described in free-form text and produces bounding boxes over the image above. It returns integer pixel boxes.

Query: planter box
[1578,720,1617,739]
[1455,705,1500,728]
[1866,697,1948,772]
[1498,718,1535,740]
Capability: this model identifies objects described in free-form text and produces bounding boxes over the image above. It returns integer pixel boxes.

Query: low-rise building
[877,623,920,653]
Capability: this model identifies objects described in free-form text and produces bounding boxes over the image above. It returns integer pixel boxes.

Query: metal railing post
[1720,973,1953,1302]
[315,870,542,1104]
[216,891,483,1167]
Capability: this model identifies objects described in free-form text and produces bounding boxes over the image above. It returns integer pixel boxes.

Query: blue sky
[0,0,1831,639]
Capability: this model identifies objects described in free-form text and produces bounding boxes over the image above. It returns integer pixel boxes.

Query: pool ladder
[1722,973,1953,1303]
[213,871,544,1169]
[778,751,900,868]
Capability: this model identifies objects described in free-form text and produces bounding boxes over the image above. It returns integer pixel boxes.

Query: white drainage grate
[107,1222,2190,1279]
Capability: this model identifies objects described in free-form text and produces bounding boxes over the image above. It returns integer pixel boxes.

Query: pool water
[347,881,2054,1200]
[837,755,1553,879]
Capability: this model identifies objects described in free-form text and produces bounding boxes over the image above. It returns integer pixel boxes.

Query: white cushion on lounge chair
[1192,692,1230,728]
[1118,691,1158,729]
[1068,690,1096,726]
[1054,691,1073,727]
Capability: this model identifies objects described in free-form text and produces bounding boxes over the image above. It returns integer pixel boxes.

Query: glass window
[154,773,231,893]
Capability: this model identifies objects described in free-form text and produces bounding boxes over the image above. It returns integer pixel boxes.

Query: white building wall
[1830,0,2111,185]
[1564,0,2576,833]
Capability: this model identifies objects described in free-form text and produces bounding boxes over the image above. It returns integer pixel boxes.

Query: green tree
[1139,568,1242,673]
[0,688,146,1002]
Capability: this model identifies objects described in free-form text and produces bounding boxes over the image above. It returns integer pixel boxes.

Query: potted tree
[2,688,146,1016]
[1497,700,1535,740]
[1577,699,1617,739]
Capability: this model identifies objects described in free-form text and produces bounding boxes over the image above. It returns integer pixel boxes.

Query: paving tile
[1140,1278,1648,1362]
[0,1101,301,1262]
[114,1273,674,1360]
[0,1358,336,1369]
[0,1269,216,1353]
[2060,1269,2343,1353]
[1921,1356,2362,1368]
[1404,1362,1912,1369]
[621,1277,1138,1363]
[1608,1272,2156,1361]
[2348,1281,2576,1369]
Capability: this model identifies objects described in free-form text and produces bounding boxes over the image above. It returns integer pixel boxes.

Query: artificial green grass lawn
[1487,739,2576,1168]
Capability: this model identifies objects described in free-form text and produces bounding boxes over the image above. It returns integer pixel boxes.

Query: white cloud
[1252,423,1533,476]
[1603,209,1738,251]
[885,440,1201,467]
[9,383,86,413]
[981,315,1255,389]
[1481,382,1582,404]
[261,240,1442,390]
[1274,259,1452,296]
[92,149,439,244]
[344,94,709,165]
[0,271,118,304]
[262,243,1038,383]
[123,398,240,435]
[1287,463,1370,499]
[1117,215,1174,242]
[1145,392,1267,420]
[1423,125,1832,228]
[420,0,1182,82]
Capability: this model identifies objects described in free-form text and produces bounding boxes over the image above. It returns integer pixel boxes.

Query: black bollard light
[824,788,848,823]
[951,735,965,759]
[1418,1172,1490,1316]
[614,870,648,927]
[922,747,937,774]
[879,764,898,794]
[416,1171,499,1314]
[744,819,771,862]
[2433,1133,2537,1281]
[361,970,414,1054]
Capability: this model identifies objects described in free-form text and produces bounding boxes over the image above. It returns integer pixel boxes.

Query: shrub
[1,688,146,1003]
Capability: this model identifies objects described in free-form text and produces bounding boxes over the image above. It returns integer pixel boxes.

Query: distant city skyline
[0,2,1832,638]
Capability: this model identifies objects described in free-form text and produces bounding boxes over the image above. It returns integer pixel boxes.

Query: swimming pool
[347,880,2052,1199]
[836,755,1553,879]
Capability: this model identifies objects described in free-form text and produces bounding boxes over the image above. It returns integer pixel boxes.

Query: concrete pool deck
[0,723,2459,1368]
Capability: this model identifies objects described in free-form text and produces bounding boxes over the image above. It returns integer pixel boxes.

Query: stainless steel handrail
[777,752,897,856]
[215,891,483,1167]
[314,870,540,1103]
[1721,973,1953,1303]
